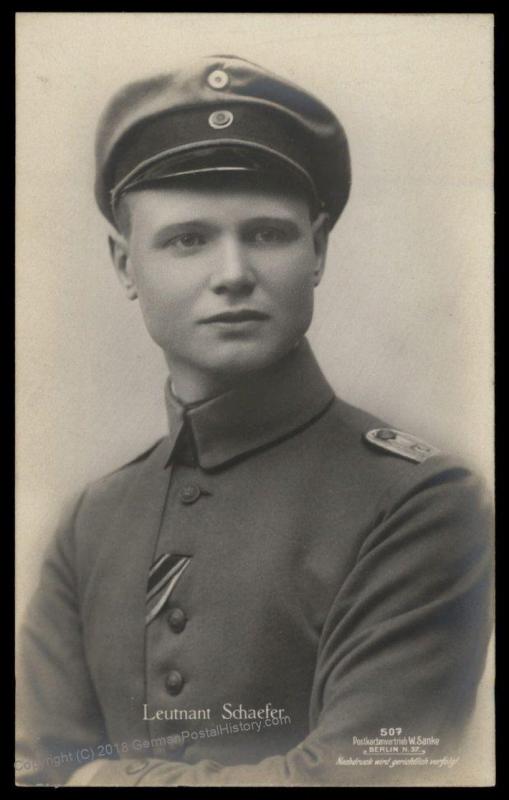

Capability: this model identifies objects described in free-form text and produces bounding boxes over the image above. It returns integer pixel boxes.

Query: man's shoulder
[321,396,491,536]
[80,436,168,511]
[326,395,443,469]
[320,395,487,502]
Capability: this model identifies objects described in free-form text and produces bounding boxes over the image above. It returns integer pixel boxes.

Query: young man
[16,55,493,787]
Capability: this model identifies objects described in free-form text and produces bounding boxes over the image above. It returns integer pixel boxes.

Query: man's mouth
[200,310,270,324]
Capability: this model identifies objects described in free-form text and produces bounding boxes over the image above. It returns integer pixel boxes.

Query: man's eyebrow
[151,215,302,245]
[151,219,215,245]
[240,216,301,228]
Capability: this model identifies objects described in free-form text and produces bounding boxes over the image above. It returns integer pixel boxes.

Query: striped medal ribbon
[146,553,191,626]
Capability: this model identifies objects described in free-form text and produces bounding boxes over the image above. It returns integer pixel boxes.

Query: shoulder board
[364,428,440,463]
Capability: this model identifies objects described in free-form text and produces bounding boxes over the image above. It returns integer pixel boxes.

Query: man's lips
[200,310,270,323]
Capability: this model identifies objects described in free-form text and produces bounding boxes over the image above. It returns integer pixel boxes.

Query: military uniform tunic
[16,339,493,786]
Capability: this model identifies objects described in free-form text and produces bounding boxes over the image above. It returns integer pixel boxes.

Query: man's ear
[310,212,329,287]
[108,233,138,300]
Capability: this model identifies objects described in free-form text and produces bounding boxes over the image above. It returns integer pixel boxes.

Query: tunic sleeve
[72,459,493,786]
[16,493,109,786]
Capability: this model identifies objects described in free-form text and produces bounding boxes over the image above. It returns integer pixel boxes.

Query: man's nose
[209,237,256,295]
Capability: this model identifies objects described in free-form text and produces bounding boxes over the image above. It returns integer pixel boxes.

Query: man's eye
[168,233,206,250]
[249,227,288,245]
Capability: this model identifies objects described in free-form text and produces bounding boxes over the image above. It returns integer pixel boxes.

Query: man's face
[112,179,328,387]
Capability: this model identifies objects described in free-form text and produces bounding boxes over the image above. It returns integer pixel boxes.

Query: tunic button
[180,483,201,504]
[168,607,187,633]
[376,429,397,441]
[165,670,184,695]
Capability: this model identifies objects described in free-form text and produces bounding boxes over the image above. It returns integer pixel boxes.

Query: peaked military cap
[95,55,351,229]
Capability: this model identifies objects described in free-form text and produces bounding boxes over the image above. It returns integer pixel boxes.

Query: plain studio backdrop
[16,13,494,783]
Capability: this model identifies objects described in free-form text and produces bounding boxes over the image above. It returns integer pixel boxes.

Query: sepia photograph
[15,12,494,787]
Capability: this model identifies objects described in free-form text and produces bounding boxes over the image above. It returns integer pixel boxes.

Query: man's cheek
[137,299,173,345]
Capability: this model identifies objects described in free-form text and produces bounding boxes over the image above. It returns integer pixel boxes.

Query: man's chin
[198,339,298,377]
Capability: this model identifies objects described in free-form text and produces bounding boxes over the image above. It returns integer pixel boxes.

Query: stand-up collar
[164,337,335,470]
